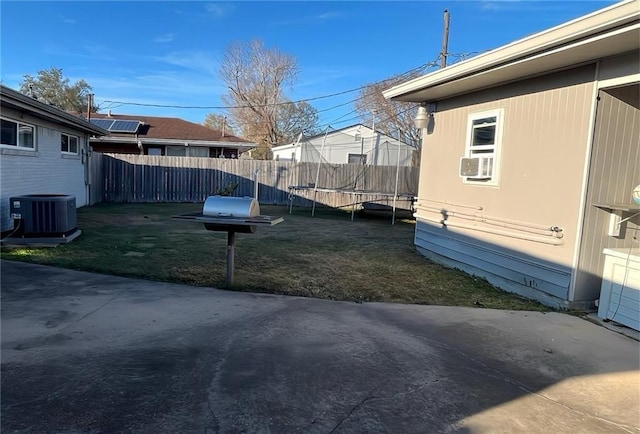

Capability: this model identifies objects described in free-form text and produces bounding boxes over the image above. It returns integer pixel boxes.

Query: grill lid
[203,196,260,218]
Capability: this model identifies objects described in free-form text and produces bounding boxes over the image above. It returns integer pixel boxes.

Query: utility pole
[86,94,94,121]
[440,10,450,69]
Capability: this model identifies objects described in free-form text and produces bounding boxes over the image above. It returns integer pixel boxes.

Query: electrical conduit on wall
[415,204,564,246]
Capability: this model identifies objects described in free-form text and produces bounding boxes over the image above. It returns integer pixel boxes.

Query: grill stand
[226,231,235,287]
[172,212,283,289]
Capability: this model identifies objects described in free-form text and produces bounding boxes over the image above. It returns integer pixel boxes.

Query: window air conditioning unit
[9,194,77,237]
[460,157,493,179]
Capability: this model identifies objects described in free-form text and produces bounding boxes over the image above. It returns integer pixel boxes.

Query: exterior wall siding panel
[1,108,89,232]
[415,221,572,301]
[414,65,597,306]
[574,82,640,301]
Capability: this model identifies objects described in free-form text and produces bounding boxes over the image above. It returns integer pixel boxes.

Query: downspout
[83,133,91,206]
[136,133,143,155]
[84,94,94,205]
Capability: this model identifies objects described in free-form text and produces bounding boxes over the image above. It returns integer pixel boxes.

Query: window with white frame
[462,109,503,183]
[1,117,35,149]
[347,153,367,164]
[61,133,79,154]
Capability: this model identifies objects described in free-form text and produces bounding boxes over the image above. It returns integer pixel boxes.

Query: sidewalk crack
[327,379,443,433]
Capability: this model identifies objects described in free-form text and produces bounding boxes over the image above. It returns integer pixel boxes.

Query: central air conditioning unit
[460,157,494,179]
[9,194,77,237]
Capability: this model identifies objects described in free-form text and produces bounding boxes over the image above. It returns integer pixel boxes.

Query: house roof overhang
[0,85,108,136]
[272,143,298,152]
[383,0,640,103]
[278,124,411,148]
[89,136,255,150]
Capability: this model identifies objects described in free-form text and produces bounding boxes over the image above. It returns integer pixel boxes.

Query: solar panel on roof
[90,119,115,130]
[109,120,140,133]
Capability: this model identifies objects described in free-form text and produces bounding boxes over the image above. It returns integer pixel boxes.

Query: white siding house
[0,85,107,233]
[272,125,416,167]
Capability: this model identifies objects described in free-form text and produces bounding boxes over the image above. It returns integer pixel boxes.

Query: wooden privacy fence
[89,152,104,206]
[97,154,419,208]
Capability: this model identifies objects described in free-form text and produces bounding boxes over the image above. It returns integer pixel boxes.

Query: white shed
[272,124,416,167]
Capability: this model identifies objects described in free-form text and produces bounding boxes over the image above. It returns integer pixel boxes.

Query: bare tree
[203,113,237,136]
[218,40,319,159]
[355,66,435,149]
[19,67,97,113]
[275,100,319,144]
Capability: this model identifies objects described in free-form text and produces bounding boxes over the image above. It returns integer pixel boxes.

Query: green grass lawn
[1,203,547,311]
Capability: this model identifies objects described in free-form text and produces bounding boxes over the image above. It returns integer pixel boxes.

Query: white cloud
[481,2,500,11]
[87,72,226,106]
[58,13,76,24]
[317,11,345,20]
[478,0,587,14]
[154,33,175,43]
[270,10,347,26]
[297,67,351,89]
[153,50,218,74]
[204,3,234,18]
[43,43,116,62]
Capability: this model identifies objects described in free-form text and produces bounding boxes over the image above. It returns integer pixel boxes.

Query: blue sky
[1,1,616,129]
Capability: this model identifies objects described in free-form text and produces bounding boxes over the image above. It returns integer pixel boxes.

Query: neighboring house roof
[301,124,376,142]
[0,85,108,136]
[88,113,256,149]
[383,0,640,102]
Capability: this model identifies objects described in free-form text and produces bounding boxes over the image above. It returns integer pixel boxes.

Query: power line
[316,114,362,130]
[310,59,439,129]
[94,60,437,111]
[314,103,417,136]
[317,65,439,129]
[315,99,357,115]
[92,58,444,140]
[326,107,360,124]
[92,55,447,136]
[217,60,435,134]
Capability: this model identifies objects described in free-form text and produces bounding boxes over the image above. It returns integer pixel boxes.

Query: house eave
[383,0,640,102]
[0,85,108,136]
[90,136,255,150]
[275,124,412,149]
[272,143,297,152]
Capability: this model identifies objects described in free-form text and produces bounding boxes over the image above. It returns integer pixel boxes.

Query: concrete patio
[1,260,638,433]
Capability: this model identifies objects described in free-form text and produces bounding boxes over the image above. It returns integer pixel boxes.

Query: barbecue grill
[172,195,283,287]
